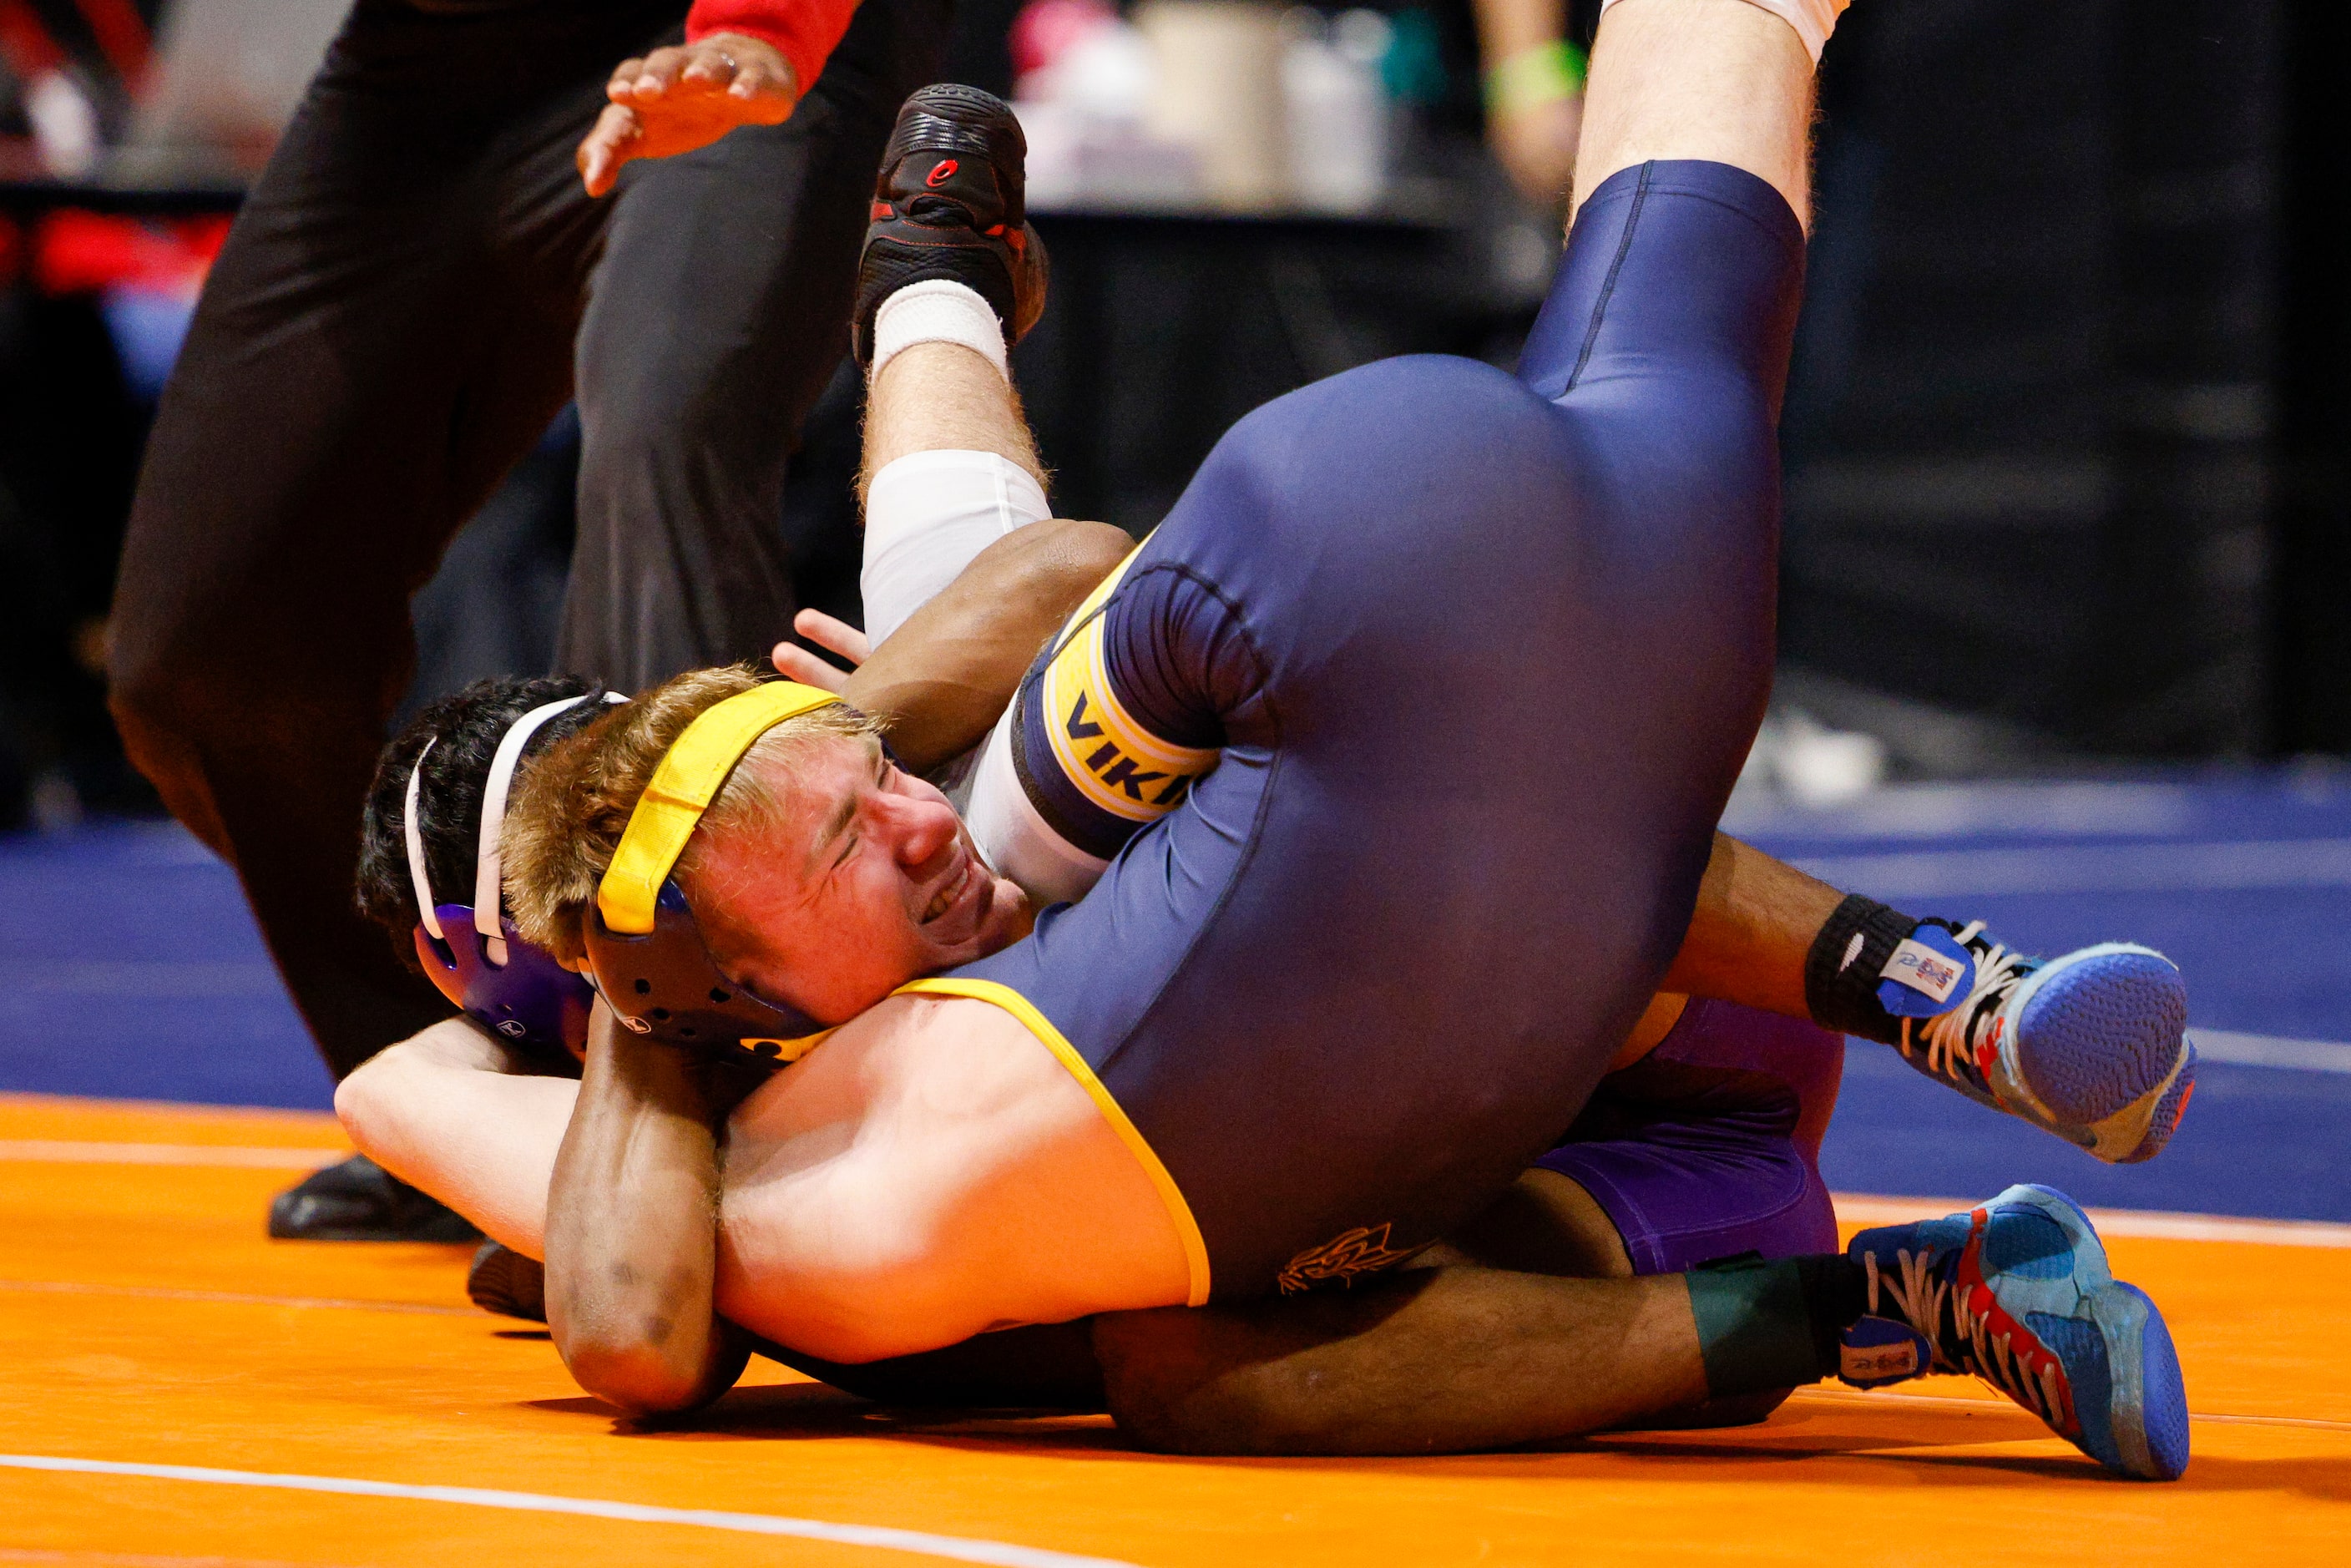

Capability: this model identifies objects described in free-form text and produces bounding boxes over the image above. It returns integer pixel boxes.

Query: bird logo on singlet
[1277,1223,1419,1293]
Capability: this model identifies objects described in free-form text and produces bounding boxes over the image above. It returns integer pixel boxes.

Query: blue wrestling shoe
[1898,928,2194,1164]
[1838,1185,2190,1481]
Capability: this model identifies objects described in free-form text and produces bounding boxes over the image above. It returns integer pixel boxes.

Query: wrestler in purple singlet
[1540,999,1844,1274]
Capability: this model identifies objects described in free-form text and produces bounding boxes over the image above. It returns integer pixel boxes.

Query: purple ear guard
[583,879,829,1064]
[415,904,593,1056]
[403,691,619,1059]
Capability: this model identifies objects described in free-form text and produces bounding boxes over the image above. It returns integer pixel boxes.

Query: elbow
[979,516,1134,606]
[548,1254,736,1417]
[1026,518,1135,590]
[556,1326,723,1418]
[332,1050,405,1166]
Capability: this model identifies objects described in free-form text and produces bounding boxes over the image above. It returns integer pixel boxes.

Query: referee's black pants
[109,0,948,1077]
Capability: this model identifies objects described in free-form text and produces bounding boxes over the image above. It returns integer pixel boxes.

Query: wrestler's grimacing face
[682,733,1031,1024]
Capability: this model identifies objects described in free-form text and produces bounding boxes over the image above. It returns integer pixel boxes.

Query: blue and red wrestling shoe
[1839,1185,2190,1480]
[1891,928,2196,1164]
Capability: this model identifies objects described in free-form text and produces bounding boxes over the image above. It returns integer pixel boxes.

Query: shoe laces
[1861,1238,2072,1428]
[1897,920,2036,1095]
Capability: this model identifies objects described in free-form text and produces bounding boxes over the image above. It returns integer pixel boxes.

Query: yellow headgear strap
[594,680,844,935]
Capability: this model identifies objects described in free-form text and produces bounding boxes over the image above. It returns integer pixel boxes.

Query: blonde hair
[502,665,878,963]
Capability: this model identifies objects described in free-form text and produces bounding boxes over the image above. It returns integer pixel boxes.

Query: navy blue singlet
[908,161,1807,1302]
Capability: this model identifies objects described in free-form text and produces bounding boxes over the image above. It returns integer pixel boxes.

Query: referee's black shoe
[852,83,1049,366]
[267,1153,481,1242]
[466,1241,548,1322]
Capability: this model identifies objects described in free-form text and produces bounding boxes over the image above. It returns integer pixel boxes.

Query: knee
[332,1045,412,1160]
[105,641,195,755]
[1094,1309,1224,1453]
[104,645,225,837]
[574,392,758,535]
[106,601,384,822]
[104,609,251,764]
[575,346,740,482]
[332,1026,466,1163]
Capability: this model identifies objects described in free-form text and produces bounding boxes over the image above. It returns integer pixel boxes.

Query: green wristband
[1484,39,1587,122]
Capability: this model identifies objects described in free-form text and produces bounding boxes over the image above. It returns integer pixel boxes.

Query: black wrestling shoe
[852,83,1049,365]
[466,1241,547,1323]
[266,1153,481,1243]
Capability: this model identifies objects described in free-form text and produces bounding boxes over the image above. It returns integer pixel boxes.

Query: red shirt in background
[685,0,865,101]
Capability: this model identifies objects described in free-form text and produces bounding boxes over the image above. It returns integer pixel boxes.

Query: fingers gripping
[770,610,872,692]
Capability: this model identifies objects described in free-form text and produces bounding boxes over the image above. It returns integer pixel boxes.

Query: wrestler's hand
[577,33,799,198]
[771,608,870,691]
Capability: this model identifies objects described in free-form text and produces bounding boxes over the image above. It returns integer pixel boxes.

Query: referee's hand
[577,33,800,198]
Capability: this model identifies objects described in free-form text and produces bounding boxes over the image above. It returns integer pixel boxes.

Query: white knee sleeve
[1598,0,1846,63]
[862,448,1052,650]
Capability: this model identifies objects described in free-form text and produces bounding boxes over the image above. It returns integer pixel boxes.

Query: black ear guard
[582,680,847,1063]
[583,879,828,1063]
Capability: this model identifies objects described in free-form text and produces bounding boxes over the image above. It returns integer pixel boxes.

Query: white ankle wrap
[869,280,1009,384]
[862,448,1050,649]
[1598,0,1846,64]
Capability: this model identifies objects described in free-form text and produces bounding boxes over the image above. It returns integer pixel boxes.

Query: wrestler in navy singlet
[914,160,1807,1302]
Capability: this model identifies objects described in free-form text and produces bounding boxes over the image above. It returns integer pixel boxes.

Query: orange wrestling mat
[2,1091,2346,1566]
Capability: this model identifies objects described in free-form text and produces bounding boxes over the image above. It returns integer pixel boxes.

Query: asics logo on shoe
[927,159,959,188]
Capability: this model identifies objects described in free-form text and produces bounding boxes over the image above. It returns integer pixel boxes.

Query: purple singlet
[1535,999,1843,1275]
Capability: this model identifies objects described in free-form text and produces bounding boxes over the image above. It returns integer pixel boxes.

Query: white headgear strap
[403,691,626,965]
[403,738,443,943]
[473,693,606,965]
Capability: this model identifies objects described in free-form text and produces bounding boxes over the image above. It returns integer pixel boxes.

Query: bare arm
[1474,0,1585,205]
[336,1019,579,1257]
[827,517,1135,773]
[544,1005,753,1415]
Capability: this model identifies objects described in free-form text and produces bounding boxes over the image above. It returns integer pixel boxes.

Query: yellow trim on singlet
[741,1029,834,1065]
[1037,549,1218,825]
[894,975,1213,1307]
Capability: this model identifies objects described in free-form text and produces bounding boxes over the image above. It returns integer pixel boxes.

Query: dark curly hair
[354,675,618,969]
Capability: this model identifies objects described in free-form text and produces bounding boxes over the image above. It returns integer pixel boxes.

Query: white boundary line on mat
[2188,1029,2351,1074]
[0,1278,473,1318]
[0,1141,346,1169]
[1834,1194,2351,1248]
[1789,836,2351,898]
[0,1455,1145,1568]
